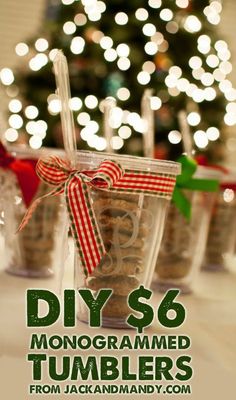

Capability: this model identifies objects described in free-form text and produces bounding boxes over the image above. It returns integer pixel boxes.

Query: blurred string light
[223,189,234,203]
[70,36,85,54]
[25,105,39,119]
[84,95,98,109]
[29,135,42,149]
[0,68,14,85]
[8,99,22,113]
[150,96,162,110]
[176,0,189,8]
[204,1,222,25]
[168,87,180,96]
[77,112,90,126]
[117,57,131,70]
[127,112,147,133]
[144,42,158,55]
[63,21,76,35]
[48,97,61,115]
[104,49,117,62]
[116,43,130,57]
[137,71,151,85]
[184,16,202,33]
[160,9,173,21]
[206,54,219,68]
[26,120,47,138]
[189,56,202,69]
[115,12,128,25]
[224,112,236,126]
[81,0,106,21]
[192,67,205,80]
[166,21,179,34]
[187,112,201,126]
[168,130,182,144]
[206,127,220,141]
[118,125,132,139]
[204,87,216,101]
[151,32,164,44]
[8,114,23,129]
[143,23,156,37]
[158,40,169,52]
[109,107,123,129]
[15,42,29,56]
[4,128,19,142]
[197,35,211,54]
[35,38,49,52]
[100,36,113,49]
[62,0,75,5]
[135,8,149,21]
[74,13,87,26]
[29,54,48,71]
[193,130,208,148]
[117,87,130,101]
[91,30,104,43]
[142,61,156,74]
[49,48,59,61]
[69,97,83,111]
[148,0,162,8]
[201,72,214,86]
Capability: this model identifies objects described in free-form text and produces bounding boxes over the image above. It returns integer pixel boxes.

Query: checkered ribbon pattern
[18,155,177,275]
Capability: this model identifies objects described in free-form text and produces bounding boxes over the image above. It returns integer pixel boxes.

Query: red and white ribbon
[18,155,177,275]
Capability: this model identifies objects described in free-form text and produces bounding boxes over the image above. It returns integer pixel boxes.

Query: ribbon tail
[65,176,106,276]
[172,187,191,221]
[17,185,64,233]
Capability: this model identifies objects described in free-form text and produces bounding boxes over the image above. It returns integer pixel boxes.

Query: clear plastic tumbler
[76,151,180,328]
[154,166,221,294]
[0,146,66,278]
[203,168,236,271]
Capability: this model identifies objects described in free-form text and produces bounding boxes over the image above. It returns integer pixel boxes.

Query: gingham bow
[19,155,177,275]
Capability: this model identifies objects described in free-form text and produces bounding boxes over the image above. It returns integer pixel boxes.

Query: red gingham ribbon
[18,155,177,275]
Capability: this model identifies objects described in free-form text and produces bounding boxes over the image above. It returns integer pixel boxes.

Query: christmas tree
[0,0,235,160]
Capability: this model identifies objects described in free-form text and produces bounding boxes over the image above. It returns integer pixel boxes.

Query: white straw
[103,97,116,153]
[53,50,77,167]
[178,110,193,158]
[53,50,78,293]
[141,89,155,158]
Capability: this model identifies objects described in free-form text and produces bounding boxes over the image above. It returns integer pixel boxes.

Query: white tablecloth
[0,240,236,399]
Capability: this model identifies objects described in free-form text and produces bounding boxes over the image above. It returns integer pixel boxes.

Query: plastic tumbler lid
[75,150,181,175]
[7,145,181,176]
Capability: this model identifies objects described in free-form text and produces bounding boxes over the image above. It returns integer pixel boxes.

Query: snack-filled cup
[154,165,221,294]
[0,145,67,278]
[76,151,180,328]
[203,168,236,271]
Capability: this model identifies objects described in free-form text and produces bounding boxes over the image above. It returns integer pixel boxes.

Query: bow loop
[91,159,124,189]
[36,155,72,186]
[173,155,219,220]
[176,155,197,186]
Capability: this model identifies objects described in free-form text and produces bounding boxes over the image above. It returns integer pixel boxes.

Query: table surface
[0,238,236,400]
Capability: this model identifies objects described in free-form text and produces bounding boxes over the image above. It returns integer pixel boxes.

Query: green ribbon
[172,155,219,220]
